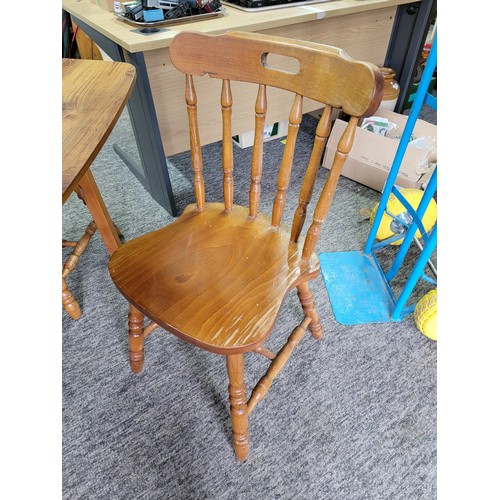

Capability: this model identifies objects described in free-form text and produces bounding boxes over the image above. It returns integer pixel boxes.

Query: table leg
[77,170,120,255]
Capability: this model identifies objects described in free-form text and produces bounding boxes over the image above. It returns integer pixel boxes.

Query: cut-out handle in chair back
[109,31,383,461]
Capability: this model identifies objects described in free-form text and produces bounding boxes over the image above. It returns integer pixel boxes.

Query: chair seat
[109,203,319,353]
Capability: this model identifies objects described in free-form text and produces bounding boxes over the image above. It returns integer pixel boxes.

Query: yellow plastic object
[370,188,437,245]
[414,289,437,340]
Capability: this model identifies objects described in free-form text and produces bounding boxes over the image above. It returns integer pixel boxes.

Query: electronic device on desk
[123,0,221,23]
[222,0,330,11]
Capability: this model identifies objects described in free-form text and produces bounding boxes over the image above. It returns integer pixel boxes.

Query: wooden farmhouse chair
[109,31,383,461]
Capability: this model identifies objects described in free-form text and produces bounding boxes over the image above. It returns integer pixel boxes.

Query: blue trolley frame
[319,36,437,325]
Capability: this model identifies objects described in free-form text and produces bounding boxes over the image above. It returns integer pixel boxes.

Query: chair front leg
[226,353,249,461]
[297,282,323,339]
[128,304,145,373]
[62,277,82,320]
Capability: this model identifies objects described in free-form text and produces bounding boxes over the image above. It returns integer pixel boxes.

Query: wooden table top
[62,58,136,203]
[61,0,416,54]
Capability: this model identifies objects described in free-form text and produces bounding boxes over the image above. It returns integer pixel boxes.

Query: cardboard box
[322,108,437,192]
[233,120,287,149]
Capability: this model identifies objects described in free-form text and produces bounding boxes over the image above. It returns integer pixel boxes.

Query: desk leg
[65,14,178,217]
[78,170,120,255]
[121,50,177,216]
[384,0,436,112]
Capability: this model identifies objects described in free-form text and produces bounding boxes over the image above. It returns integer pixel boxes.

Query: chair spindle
[271,93,303,228]
[221,79,234,212]
[301,115,359,261]
[290,105,333,243]
[186,74,205,210]
[249,84,267,218]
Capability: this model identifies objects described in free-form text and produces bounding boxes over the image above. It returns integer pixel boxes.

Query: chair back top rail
[170,31,383,117]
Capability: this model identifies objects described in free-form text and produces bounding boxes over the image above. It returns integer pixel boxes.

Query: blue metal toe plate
[319,251,396,325]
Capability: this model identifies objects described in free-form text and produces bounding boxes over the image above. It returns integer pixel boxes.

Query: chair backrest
[169,31,383,261]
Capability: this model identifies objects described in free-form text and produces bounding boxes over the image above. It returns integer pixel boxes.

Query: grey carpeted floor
[62,107,437,499]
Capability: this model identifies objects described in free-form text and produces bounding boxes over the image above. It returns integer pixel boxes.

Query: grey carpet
[62,108,437,499]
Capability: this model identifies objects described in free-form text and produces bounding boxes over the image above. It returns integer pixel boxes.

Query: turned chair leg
[62,221,97,320]
[128,304,145,373]
[226,353,249,461]
[62,277,82,320]
[297,282,323,339]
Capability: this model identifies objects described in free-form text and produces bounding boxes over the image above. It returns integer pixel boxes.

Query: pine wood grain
[109,203,320,354]
[62,59,136,202]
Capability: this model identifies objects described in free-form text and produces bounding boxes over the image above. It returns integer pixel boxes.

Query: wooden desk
[62,58,136,254]
[62,0,434,215]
